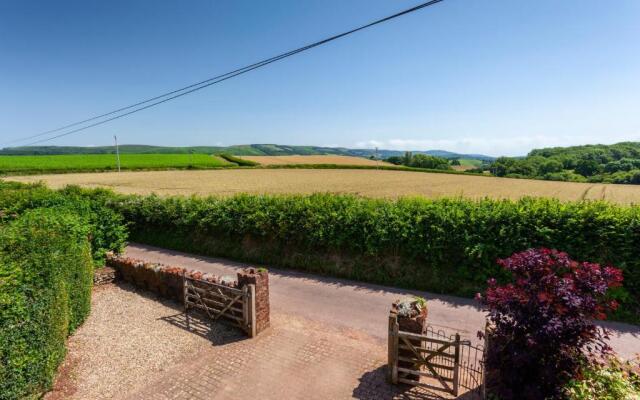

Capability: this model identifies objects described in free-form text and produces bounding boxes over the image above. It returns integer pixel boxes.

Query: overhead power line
[6,0,445,147]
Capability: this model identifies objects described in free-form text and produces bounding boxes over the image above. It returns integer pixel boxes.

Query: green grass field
[458,158,484,168]
[0,154,233,174]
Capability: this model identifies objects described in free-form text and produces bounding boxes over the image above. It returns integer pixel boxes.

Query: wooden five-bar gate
[388,318,485,398]
[183,274,257,338]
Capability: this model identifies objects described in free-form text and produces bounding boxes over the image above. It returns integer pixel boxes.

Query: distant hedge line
[110,193,640,323]
[261,163,487,176]
[217,153,259,166]
[0,209,94,399]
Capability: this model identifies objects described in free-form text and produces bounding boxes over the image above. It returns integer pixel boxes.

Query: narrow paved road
[126,243,640,359]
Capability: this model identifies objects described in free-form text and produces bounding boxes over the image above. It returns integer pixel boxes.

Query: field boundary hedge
[217,153,259,166]
[260,163,489,176]
[110,193,640,324]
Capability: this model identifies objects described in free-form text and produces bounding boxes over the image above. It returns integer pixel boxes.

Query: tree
[490,157,518,176]
[539,159,563,175]
[479,249,623,400]
[384,156,403,165]
[403,151,412,166]
[575,158,602,177]
[408,154,450,170]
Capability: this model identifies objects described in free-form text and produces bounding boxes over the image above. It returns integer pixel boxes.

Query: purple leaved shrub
[478,248,623,400]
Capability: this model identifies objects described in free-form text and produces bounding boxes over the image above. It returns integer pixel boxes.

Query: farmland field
[453,158,484,171]
[239,155,392,166]
[0,154,232,174]
[8,169,640,204]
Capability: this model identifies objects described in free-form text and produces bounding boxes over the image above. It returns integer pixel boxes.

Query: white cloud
[355,134,640,157]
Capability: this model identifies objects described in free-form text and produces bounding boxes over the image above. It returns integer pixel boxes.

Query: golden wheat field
[240,155,393,166]
[8,169,640,204]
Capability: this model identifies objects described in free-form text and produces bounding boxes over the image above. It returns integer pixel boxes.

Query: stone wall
[93,266,117,285]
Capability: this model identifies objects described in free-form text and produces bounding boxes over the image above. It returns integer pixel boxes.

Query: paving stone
[124,313,460,400]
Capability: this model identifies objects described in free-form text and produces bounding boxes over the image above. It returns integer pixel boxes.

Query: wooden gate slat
[187,286,245,303]
[187,280,214,319]
[398,331,453,345]
[397,345,456,358]
[397,357,455,371]
[397,367,455,382]
[184,302,245,323]
[185,295,244,314]
[212,291,245,321]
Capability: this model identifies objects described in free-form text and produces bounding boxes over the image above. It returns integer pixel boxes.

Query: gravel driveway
[45,283,239,400]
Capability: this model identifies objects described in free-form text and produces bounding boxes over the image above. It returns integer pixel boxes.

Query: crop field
[0,154,232,174]
[452,158,484,171]
[239,155,392,166]
[8,169,640,204]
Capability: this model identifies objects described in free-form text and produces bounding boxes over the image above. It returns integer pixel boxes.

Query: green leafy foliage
[487,141,640,184]
[0,181,127,264]
[385,151,452,170]
[0,209,94,400]
[564,358,640,400]
[111,192,640,323]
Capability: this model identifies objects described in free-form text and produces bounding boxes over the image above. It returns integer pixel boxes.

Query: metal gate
[388,319,485,398]
[183,274,257,337]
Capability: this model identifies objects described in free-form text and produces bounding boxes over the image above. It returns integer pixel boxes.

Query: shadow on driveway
[352,365,483,400]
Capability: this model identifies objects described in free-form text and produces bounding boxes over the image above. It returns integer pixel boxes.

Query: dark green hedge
[0,208,94,400]
[111,193,640,323]
[0,181,127,264]
[217,153,259,166]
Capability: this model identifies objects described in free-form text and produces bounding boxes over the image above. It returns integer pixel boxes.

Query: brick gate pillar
[237,268,270,334]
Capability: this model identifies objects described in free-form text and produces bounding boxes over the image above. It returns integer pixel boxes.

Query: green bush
[0,181,127,264]
[0,208,94,400]
[564,358,640,400]
[112,193,640,323]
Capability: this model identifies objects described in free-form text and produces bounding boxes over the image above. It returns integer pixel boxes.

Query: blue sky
[1,0,639,156]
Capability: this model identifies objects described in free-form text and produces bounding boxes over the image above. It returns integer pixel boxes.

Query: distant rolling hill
[0,144,495,161]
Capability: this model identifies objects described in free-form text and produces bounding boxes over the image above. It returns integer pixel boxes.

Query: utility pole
[375,147,379,170]
[114,135,121,172]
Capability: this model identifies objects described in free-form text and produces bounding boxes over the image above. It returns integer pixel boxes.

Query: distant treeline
[481,142,640,184]
[385,152,453,170]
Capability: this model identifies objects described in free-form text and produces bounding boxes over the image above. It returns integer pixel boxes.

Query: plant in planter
[478,248,623,400]
[394,296,428,333]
